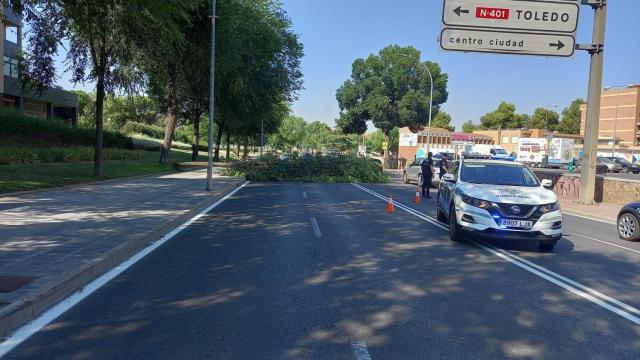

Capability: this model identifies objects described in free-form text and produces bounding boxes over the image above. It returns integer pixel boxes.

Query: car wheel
[622,166,630,173]
[448,205,463,242]
[618,212,640,241]
[402,172,409,184]
[539,241,556,252]
[576,164,582,172]
[436,193,447,223]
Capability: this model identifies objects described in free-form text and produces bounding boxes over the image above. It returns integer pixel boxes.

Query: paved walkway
[559,198,620,224]
[0,170,241,314]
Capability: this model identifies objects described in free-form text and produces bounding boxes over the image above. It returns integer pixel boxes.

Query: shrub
[225,153,389,183]
[122,122,165,139]
[0,110,134,149]
[0,146,143,165]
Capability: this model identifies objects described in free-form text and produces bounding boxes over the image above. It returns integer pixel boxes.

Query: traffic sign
[440,28,575,57]
[442,0,580,34]
[440,0,580,58]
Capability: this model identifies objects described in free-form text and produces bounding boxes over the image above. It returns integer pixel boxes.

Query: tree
[365,130,385,154]
[431,111,455,132]
[303,121,332,154]
[18,0,194,175]
[213,0,303,161]
[530,107,560,131]
[557,98,584,134]
[462,120,480,133]
[336,45,448,166]
[70,90,96,128]
[480,102,528,129]
[269,115,306,152]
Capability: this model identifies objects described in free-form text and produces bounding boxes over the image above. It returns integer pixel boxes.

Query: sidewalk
[559,198,620,224]
[0,169,243,336]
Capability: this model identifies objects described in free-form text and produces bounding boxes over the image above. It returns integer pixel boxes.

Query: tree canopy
[462,120,482,133]
[479,102,529,130]
[431,111,455,132]
[556,98,584,134]
[530,107,560,131]
[335,45,448,165]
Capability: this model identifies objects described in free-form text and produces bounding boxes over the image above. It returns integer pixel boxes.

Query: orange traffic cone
[413,186,421,204]
[386,195,395,213]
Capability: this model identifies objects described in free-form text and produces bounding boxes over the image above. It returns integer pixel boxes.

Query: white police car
[436,159,562,251]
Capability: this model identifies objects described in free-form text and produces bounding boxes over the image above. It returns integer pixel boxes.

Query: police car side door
[439,161,460,211]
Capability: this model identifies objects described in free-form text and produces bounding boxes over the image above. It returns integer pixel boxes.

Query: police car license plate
[502,220,533,229]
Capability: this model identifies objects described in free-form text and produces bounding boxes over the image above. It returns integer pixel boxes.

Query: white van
[471,145,515,161]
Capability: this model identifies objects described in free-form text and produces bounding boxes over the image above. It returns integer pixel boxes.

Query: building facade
[472,129,583,155]
[398,127,493,161]
[580,84,640,154]
[1,5,78,124]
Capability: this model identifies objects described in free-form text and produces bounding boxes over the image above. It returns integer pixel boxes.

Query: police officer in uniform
[420,152,435,198]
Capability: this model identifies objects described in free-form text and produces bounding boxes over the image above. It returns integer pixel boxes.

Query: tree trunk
[160,69,178,163]
[383,131,390,170]
[94,73,106,177]
[243,137,249,160]
[191,110,201,161]
[225,131,231,161]
[236,141,241,158]
[214,122,224,162]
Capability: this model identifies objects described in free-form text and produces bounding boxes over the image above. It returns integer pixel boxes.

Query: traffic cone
[386,195,395,213]
[413,187,421,204]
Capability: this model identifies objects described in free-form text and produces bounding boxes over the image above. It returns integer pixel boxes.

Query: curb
[0,180,245,338]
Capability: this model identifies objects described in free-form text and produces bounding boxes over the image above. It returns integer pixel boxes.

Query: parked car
[573,159,609,174]
[403,158,442,187]
[617,203,640,241]
[437,159,562,251]
[604,157,640,174]
[597,157,623,173]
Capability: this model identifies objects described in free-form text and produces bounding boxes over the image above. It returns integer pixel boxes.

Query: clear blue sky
[278,0,640,131]
[55,1,640,131]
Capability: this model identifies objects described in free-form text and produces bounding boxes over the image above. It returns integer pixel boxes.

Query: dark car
[573,159,608,174]
[604,157,640,174]
[617,203,640,241]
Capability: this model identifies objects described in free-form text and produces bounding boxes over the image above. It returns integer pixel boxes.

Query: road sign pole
[579,1,607,205]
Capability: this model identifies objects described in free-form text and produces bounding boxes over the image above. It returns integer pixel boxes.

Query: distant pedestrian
[421,152,435,199]
[439,155,448,180]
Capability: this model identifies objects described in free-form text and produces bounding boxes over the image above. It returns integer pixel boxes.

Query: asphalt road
[4,181,640,359]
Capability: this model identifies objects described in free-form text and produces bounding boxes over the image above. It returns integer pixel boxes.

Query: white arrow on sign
[440,28,575,57]
[443,0,580,34]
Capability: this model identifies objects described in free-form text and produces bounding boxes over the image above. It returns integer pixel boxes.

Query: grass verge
[0,149,206,194]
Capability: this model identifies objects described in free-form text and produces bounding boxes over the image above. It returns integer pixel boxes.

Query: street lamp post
[398,53,434,154]
[206,0,217,191]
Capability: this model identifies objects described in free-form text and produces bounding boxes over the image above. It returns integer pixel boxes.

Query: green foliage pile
[226,154,388,183]
[0,111,134,149]
[0,146,143,165]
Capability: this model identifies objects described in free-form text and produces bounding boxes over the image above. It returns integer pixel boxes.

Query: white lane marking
[310,217,322,238]
[352,183,640,325]
[572,233,640,256]
[303,191,308,199]
[564,211,615,225]
[351,342,372,360]
[0,182,250,358]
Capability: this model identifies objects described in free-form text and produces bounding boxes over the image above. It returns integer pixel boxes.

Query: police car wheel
[449,205,463,242]
[402,172,409,184]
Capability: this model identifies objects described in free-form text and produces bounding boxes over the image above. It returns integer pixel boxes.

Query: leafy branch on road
[225,154,389,183]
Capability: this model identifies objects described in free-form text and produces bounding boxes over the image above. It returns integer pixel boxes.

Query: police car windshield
[461,163,540,187]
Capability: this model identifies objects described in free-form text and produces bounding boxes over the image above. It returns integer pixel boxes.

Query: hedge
[123,121,192,145]
[0,146,144,165]
[0,110,134,149]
